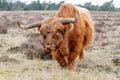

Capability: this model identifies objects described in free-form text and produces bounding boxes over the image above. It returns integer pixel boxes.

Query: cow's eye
[47,31,50,34]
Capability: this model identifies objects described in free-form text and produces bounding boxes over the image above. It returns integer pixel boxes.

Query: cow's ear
[69,23,74,32]
[63,23,74,33]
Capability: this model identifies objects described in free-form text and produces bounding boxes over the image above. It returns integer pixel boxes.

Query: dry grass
[0,55,119,80]
[0,11,120,80]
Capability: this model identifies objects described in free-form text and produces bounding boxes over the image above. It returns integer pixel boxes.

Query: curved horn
[59,15,78,24]
[17,21,42,29]
[59,7,78,24]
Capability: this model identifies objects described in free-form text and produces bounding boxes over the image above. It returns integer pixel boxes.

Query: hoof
[79,54,84,60]
[61,66,67,70]
[67,64,74,70]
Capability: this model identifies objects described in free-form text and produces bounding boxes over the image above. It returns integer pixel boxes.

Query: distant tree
[0,0,1,4]
[0,0,7,10]
[83,2,92,10]
[35,0,43,10]
[6,2,13,10]
[7,1,22,10]
[99,0,115,11]
[116,8,120,11]
[24,0,43,10]
[47,2,57,10]
[43,1,51,10]
[48,1,64,10]
[0,0,119,11]
[76,4,83,7]
[82,2,99,11]
[57,1,64,8]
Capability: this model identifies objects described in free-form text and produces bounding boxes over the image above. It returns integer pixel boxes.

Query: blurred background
[0,0,120,11]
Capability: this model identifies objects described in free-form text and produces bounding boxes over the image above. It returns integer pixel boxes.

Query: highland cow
[18,3,94,70]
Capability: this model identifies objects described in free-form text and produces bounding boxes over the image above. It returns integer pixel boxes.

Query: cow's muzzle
[44,45,51,52]
[44,44,56,51]
[45,45,51,50]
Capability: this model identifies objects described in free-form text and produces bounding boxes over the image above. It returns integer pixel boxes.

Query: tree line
[0,0,120,11]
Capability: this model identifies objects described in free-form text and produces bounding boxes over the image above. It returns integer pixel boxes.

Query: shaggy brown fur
[37,3,94,70]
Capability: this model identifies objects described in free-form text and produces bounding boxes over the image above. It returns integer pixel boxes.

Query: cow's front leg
[68,51,79,70]
[52,51,67,68]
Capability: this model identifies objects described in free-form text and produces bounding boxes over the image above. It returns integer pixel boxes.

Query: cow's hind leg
[79,49,84,60]
[52,51,67,68]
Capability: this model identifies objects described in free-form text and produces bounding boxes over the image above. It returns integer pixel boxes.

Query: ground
[0,11,120,80]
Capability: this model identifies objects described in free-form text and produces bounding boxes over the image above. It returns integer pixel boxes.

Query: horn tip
[17,21,20,26]
[75,15,78,21]
[17,21,25,29]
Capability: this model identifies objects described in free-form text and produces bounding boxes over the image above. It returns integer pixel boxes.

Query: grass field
[0,11,120,80]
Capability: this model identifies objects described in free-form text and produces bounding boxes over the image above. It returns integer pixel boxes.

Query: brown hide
[37,3,94,70]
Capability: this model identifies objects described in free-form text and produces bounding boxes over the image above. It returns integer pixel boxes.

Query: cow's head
[17,16,77,51]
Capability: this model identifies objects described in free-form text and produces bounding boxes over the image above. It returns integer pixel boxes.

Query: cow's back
[55,3,94,50]
[75,6,94,48]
